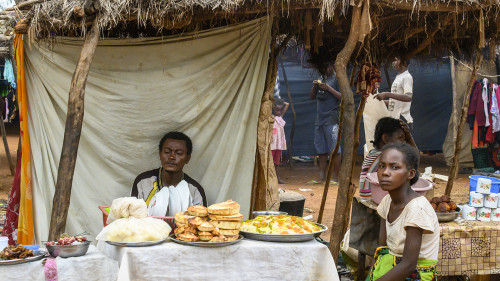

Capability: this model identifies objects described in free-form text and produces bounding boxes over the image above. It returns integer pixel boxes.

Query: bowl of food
[45,235,90,258]
[429,195,460,222]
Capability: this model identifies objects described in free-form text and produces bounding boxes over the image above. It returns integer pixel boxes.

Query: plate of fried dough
[170,200,244,247]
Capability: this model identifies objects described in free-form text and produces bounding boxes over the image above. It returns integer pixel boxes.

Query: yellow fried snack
[240,215,322,235]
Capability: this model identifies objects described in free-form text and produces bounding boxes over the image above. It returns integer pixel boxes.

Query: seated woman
[131,132,207,216]
[359,117,416,199]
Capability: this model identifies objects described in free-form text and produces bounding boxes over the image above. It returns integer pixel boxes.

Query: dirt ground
[0,124,19,201]
[276,153,471,240]
[0,123,471,240]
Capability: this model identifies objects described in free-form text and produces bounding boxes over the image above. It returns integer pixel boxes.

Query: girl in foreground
[369,143,439,281]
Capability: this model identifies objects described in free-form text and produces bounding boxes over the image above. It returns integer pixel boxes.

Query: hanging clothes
[467,80,484,129]
[494,85,500,133]
[356,63,381,96]
[486,84,495,143]
[3,59,16,89]
[482,78,490,127]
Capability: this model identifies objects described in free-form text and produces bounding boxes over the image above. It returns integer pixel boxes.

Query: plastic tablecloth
[97,238,339,281]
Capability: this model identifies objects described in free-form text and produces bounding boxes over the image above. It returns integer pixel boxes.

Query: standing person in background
[376,57,414,131]
[271,98,289,184]
[309,64,342,184]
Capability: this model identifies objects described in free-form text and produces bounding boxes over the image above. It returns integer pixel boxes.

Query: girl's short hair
[372,117,402,149]
[274,97,285,107]
[381,142,420,185]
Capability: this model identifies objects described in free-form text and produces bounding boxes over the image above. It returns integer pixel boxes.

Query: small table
[98,238,340,281]
[0,245,119,281]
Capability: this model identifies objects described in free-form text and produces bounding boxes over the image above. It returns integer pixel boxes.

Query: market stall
[97,239,339,280]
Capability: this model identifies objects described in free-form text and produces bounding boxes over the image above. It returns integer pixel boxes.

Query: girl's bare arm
[377,226,423,281]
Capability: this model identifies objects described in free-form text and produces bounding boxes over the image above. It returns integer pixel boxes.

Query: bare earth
[0,125,19,201]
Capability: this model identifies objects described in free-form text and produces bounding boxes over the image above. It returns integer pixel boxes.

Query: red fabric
[486,84,495,143]
[2,153,21,245]
[272,150,282,165]
[467,80,486,126]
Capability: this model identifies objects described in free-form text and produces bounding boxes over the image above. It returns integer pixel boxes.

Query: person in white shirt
[375,57,414,131]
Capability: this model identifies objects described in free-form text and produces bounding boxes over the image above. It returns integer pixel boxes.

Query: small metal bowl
[252,211,288,218]
[46,241,91,258]
[436,211,460,222]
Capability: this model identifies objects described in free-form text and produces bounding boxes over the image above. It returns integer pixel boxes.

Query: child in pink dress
[271,98,289,184]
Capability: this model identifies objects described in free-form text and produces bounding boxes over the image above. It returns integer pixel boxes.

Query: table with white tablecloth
[97,239,339,281]
[0,245,119,281]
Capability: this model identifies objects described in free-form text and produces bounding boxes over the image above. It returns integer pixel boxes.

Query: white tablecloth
[97,239,339,281]
[0,245,119,281]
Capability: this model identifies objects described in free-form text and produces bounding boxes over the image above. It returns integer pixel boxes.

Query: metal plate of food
[46,241,91,258]
[105,238,169,247]
[240,223,328,242]
[0,250,46,265]
[436,211,460,222]
[169,235,244,247]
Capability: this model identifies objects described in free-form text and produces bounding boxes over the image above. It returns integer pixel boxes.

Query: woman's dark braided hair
[372,117,402,149]
[381,142,420,185]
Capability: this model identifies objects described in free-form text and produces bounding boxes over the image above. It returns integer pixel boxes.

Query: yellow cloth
[15,34,34,245]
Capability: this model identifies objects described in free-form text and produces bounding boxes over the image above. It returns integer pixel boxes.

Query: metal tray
[240,223,328,242]
[105,238,168,247]
[436,211,460,222]
[0,250,46,265]
[169,235,244,247]
[46,241,91,258]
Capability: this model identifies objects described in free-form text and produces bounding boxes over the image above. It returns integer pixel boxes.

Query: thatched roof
[1,0,498,69]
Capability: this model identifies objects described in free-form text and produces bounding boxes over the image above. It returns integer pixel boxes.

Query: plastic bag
[96,217,171,242]
[107,197,147,224]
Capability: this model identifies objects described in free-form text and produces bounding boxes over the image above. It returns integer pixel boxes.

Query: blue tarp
[277,51,452,156]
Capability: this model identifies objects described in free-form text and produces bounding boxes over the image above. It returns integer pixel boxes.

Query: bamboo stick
[329,2,363,264]
[48,19,100,241]
[317,99,343,223]
[445,50,482,196]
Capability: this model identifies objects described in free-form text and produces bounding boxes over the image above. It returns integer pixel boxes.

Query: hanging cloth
[492,84,500,133]
[3,59,16,89]
[15,34,34,245]
[482,78,490,127]
[486,84,495,143]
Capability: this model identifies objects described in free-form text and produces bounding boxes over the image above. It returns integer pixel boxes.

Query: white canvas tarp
[25,18,271,241]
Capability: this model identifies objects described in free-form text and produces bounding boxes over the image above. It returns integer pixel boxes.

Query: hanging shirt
[491,84,500,133]
[387,70,413,123]
[271,115,287,151]
[482,78,490,127]
[314,75,341,126]
[3,59,16,89]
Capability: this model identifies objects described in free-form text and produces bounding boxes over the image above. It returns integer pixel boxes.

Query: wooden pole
[48,19,100,241]
[329,3,363,264]
[445,50,482,196]
[450,55,458,141]
[279,58,296,168]
[0,120,14,175]
[317,99,344,223]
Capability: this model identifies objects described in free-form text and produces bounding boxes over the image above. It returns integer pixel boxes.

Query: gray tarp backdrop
[277,48,453,157]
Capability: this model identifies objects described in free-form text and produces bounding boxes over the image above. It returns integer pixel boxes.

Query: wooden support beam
[379,0,490,12]
[3,0,46,11]
[0,119,14,175]
[48,18,100,241]
[406,14,454,58]
[329,2,363,264]
[445,50,482,196]
[317,99,344,223]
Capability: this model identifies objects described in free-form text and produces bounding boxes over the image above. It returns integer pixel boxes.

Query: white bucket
[462,205,477,221]
[0,236,8,250]
[477,178,492,194]
[485,194,499,208]
[477,207,492,221]
[470,192,484,207]
[492,208,500,221]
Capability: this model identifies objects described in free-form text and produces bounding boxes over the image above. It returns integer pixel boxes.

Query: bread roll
[188,217,205,227]
[225,235,240,242]
[209,235,227,242]
[174,226,185,236]
[210,220,242,230]
[177,233,199,242]
[208,200,240,216]
[175,221,188,228]
[219,229,239,236]
[208,213,243,221]
[198,231,214,241]
[175,211,194,224]
[198,221,215,232]
[187,205,208,217]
